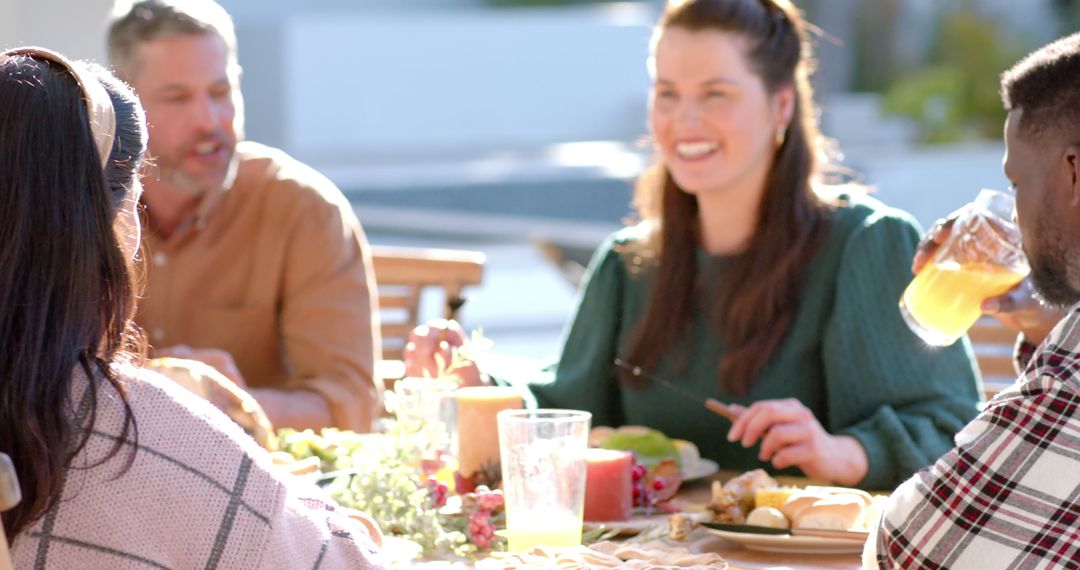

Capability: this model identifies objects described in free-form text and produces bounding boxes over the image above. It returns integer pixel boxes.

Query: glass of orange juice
[497,409,590,553]
[900,189,1030,346]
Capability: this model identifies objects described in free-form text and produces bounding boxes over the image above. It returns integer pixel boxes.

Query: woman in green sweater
[408,0,982,490]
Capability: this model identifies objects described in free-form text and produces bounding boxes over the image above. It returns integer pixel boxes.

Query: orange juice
[901,261,1027,345]
[506,512,582,552]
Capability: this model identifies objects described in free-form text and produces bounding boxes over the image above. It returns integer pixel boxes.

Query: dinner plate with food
[669,469,881,555]
[588,425,718,481]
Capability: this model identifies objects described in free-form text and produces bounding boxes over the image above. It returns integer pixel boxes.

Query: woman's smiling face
[649,27,790,198]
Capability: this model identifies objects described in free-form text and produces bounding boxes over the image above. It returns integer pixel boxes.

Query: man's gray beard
[154,152,239,196]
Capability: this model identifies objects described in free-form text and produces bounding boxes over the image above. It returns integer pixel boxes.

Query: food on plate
[804,486,874,508]
[708,469,779,523]
[753,487,799,510]
[593,425,682,467]
[778,490,831,522]
[589,426,705,477]
[668,510,715,541]
[148,356,275,450]
[667,469,882,540]
[779,488,874,531]
[789,494,866,531]
[674,439,701,470]
[745,506,790,529]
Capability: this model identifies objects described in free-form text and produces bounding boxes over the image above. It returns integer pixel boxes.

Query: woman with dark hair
[408,0,981,490]
[0,48,386,569]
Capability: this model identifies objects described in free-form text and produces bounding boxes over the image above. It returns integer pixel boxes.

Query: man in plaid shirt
[868,33,1080,569]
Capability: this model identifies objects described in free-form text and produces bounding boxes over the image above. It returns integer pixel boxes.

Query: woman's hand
[726,398,868,486]
[158,344,246,387]
[913,217,1063,345]
[403,319,485,386]
[404,319,466,378]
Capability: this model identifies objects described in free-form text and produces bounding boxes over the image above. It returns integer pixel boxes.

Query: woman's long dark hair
[0,54,147,540]
[623,0,832,395]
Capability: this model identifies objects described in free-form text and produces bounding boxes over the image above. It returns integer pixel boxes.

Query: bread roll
[804,486,874,508]
[792,494,866,531]
[779,491,830,522]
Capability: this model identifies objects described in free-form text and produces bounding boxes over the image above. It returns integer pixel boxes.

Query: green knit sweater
[501,195,982,490]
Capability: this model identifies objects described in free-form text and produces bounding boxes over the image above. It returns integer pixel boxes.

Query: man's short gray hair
[107,0,238,82]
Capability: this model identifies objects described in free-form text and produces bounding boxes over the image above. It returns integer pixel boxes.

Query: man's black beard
[1028,215,1080,308]
[1030,259,1079,307]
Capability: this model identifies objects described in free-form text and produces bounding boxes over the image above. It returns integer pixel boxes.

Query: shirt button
[152,328,165,342]
[153,252,167,267]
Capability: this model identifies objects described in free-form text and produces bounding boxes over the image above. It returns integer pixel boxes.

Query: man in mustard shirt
[108,0,381,432]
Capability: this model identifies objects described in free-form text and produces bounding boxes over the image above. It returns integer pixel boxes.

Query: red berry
[419,457,443,476]
[425,478,449,507]
[476,491,505,512]
[652,478,666,491]
[631,464,648,482]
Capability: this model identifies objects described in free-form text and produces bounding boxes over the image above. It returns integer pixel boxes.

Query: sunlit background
[3,0,1076,359]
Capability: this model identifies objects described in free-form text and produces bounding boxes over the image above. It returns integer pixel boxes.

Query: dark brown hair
[1001,32,1080,141]
[0,54,147,540]
[623,0,831,394]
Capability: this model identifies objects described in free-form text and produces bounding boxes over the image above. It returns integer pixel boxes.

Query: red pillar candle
[583,448,634,522]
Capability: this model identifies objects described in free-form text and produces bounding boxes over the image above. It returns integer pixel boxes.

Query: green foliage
[276,426,477,558]
[881,9,1029,143]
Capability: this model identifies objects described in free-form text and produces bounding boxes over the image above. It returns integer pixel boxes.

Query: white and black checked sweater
[13,365,387,569]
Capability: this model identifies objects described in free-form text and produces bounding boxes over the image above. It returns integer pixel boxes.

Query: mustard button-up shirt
[137,141,381,431]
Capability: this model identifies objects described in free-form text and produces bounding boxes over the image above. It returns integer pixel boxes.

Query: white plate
[681,458,719,481]
[703,527,867,554]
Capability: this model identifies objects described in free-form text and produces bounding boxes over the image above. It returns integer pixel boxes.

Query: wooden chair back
[968,317,1019,399]
[371,245,486,362]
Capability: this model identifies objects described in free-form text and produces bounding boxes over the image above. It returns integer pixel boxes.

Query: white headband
[2,46,116,170]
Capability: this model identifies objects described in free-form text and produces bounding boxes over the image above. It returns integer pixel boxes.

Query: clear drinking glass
[900,189,1030,346]
[497,409,591,553]
[387,377,457,457]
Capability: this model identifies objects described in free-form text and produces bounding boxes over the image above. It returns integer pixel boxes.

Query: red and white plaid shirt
[867,305,1080,569]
